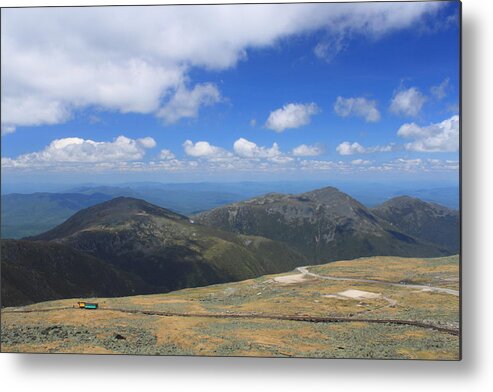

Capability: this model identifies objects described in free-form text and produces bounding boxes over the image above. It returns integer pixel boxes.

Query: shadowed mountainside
[4,197,306,306]
[1,239,147,307]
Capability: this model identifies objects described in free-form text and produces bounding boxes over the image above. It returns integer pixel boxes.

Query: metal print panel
[0,1,461,360]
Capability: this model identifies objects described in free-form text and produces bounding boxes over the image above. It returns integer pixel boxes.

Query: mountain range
[1,182,459,239]
[1,186,459,307]
[195,187,453,263]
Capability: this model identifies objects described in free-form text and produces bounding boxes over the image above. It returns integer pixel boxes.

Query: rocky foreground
[1,255,460,359]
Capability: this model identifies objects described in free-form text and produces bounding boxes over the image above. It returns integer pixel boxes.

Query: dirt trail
[296,267,459,296]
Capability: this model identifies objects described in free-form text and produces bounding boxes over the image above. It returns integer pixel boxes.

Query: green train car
[77,301,98,309]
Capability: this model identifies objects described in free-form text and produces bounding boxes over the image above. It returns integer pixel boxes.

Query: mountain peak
[378,195,455,214]
[28,197,187,241]
[298,186,363,210]
[372,195,459,253]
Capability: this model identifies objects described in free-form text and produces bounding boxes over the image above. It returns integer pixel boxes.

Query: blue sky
[1,1,460,185]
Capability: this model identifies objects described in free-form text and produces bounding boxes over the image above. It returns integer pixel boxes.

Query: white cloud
[233,137,281,158]
[334,96,380,122]
[313,34,348,63]
[336,142,366,155]
[250,119,257,127]
[2,3,444,132]
[1,135,156,168]
[336,141,398,155]
[137,137,157,149]
[430,78,450,100]
[148,159,199,172]
[1,97,72,131]
[371,144,397,153]
[157,83,221,124]
[300,160,337,171]
[397,115,459,152]
[183,140,231,159]
[391,158,423,170]
[158,149,176,160]
[1,125,16,135]
[265,103,320,132]
[427,158,459,171]
[269,156,294,165]
[3,142,458,175]
[292,144,324,157]
[351,159,371,165]
[390,87,427,117]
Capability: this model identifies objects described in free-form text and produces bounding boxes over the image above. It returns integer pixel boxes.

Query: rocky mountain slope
[195,187,451,263]
[371,196,460,253]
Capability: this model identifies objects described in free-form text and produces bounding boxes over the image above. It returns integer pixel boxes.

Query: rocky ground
[1,255,460,359]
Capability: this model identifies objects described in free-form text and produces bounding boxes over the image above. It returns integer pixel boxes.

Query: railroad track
[3,306,460,336]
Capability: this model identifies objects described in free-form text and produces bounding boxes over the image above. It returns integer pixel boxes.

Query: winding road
[296,266,460,296]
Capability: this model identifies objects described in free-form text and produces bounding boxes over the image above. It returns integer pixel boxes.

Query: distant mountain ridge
[1,192,113,238]
[195,187,453,263]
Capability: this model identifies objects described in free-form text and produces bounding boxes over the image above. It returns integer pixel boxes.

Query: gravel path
[296,267,459,296]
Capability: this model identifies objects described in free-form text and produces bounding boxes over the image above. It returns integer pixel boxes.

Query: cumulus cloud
[351,159,371,165]
[2,3,444,132]
[292,144,324,157]
[158,149,176,160]
[183,140,232,159]
[427,158,459,171]
[3,139,458,175]
[299,157,457,174]
[300,160,337,171]
[1,135,156,168]
[389,158,423,170]
[233,137,281,158]
[430,78,450,100]
[334,96,380,122]
[265,103,320,132]
[336,142,366,155]
[336,141,398,155]
[397,115,459,152]
[157,83,221,124]
[269,156,294,165]
[390,87,427,117]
